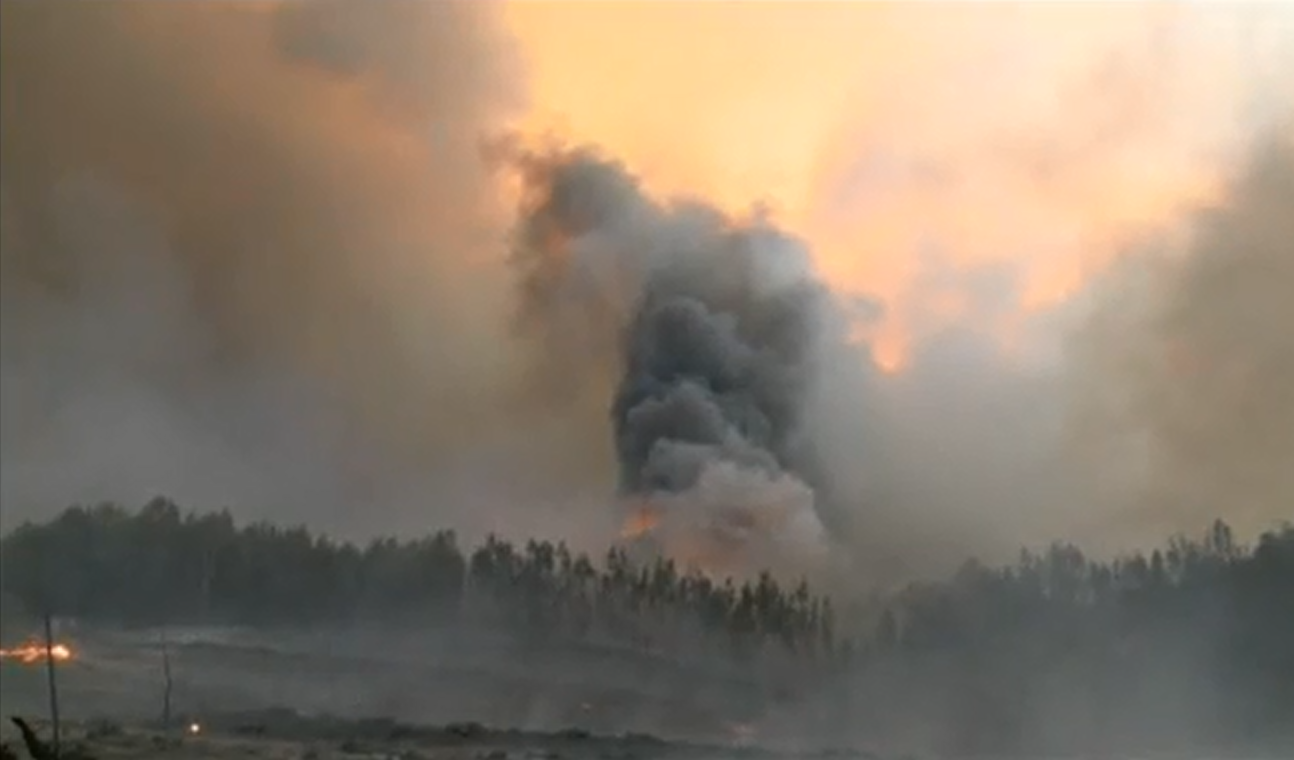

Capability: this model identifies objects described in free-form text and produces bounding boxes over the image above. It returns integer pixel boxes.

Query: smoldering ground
[2,0,1293,585]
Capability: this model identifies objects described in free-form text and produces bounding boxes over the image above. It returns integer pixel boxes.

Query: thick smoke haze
[1070,132,1294,548]
[0,1,615,544]
[2,1,1292,582]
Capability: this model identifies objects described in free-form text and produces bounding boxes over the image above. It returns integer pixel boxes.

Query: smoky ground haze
[1,1,1292,588]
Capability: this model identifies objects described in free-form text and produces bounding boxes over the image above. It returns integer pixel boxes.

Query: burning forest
[506,144,842,579]
[2,1,1294,758]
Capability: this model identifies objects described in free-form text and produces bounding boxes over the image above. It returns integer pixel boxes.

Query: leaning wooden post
[41,613,61,757]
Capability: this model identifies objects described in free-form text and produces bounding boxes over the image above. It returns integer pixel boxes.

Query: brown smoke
[1069,130,1294,547]
[0,1,612,540]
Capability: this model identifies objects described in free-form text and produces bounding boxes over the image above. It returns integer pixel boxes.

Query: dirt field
[2,630,1280,760]
[0,712,849,760]
[0,625,836,759]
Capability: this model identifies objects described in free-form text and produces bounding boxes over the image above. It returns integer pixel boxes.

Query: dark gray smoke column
[509,145,837,569]
[614,236,820,495]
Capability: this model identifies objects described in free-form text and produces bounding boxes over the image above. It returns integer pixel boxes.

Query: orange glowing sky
[503,1,1290,371]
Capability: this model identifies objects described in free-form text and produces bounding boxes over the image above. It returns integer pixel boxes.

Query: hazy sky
[505,1,1292,370]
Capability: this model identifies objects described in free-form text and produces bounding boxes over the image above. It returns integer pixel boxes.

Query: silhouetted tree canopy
[0,498,837,664]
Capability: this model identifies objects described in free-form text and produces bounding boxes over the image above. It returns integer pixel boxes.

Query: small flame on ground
[188,722,202,735]
[0,641,73,664]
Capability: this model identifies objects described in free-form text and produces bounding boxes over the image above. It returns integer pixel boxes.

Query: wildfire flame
[619,500,757,577]
[0,641,73,665]
[620,503,662,540]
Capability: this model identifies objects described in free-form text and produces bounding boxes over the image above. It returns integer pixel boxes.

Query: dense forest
[839,518,1294,754]
[0,498,839,665]
[2,499,1292,755]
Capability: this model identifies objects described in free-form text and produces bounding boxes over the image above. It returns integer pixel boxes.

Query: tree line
[835,519,1294,755]
[2,499,1291,755]
[0,498,837,664]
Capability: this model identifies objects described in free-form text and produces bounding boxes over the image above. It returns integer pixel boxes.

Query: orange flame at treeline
[620,502,662,541]
[616,499,776,579]
[0,642,74,665]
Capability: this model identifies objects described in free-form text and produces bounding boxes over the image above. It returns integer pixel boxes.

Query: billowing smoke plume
[505,147,851,575]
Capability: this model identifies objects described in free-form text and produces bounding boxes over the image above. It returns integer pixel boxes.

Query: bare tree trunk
[41,614,60,757]
[160,628,173,734]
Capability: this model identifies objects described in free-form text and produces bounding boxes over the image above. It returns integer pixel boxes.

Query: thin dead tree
[41,613,60,757]
[160,628,173,734]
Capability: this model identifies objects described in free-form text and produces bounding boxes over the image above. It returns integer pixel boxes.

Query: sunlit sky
[503,1,1291,370]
